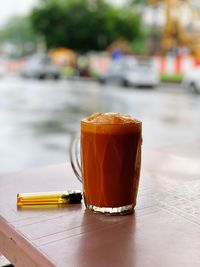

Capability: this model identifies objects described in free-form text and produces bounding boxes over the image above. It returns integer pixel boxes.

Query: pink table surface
[1,142,200,267]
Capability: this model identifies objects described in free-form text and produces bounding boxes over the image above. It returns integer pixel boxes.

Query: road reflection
[0,77,200,172]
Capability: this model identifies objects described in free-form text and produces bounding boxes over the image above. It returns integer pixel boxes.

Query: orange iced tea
[81,112,142,214]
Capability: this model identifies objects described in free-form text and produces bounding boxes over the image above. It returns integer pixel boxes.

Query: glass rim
[81,119,142,126]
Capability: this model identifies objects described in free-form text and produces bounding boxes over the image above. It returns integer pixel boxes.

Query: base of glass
[86,203,135,215]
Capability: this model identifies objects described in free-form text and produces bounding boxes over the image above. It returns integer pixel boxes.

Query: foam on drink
[83,112,140,124]
[82,112,141,134]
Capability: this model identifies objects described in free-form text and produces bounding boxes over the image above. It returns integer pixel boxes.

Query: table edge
[0,215,56,267]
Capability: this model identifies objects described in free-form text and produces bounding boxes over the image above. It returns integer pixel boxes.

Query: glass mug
[70,112,142,215]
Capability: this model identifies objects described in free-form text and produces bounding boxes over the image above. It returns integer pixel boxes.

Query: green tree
[128,0,148,4]
[0,16,37,52]
[30,0,143,52]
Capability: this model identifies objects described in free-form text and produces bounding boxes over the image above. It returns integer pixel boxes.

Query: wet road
[0,76,200,172]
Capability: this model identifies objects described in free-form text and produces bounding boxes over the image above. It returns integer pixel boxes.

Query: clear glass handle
[69,133,82,183]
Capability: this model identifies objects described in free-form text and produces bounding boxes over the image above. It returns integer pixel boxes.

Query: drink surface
[82,112,140,124]
[81,112,142,208]
[81,112,141,134]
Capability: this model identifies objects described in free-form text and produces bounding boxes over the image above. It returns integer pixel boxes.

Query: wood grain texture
[1,143,200,267]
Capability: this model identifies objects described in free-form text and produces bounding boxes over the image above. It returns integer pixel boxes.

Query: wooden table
[1,142,200,267]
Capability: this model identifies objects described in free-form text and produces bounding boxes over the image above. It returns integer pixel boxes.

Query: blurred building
[144,0,200,55]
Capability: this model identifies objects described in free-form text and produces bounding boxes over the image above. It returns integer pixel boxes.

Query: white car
[21,53,60,79]
[99,57,159,88]
[183,68,200,94]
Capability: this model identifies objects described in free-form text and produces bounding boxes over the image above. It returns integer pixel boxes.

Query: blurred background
[1,0,200,174]
[1,1,200,265]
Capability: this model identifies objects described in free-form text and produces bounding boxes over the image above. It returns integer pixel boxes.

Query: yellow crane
[149,0,200,54]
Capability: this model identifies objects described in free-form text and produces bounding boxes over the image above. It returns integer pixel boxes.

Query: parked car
[99,57,159,88]
[0,56,6,77]
[21,54,60,79]
[183,68,200,94]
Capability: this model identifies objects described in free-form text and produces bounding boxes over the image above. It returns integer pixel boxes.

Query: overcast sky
[0,0,38,26]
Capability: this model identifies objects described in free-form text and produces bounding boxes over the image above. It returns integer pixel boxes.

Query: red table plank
[1,142,200,267]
